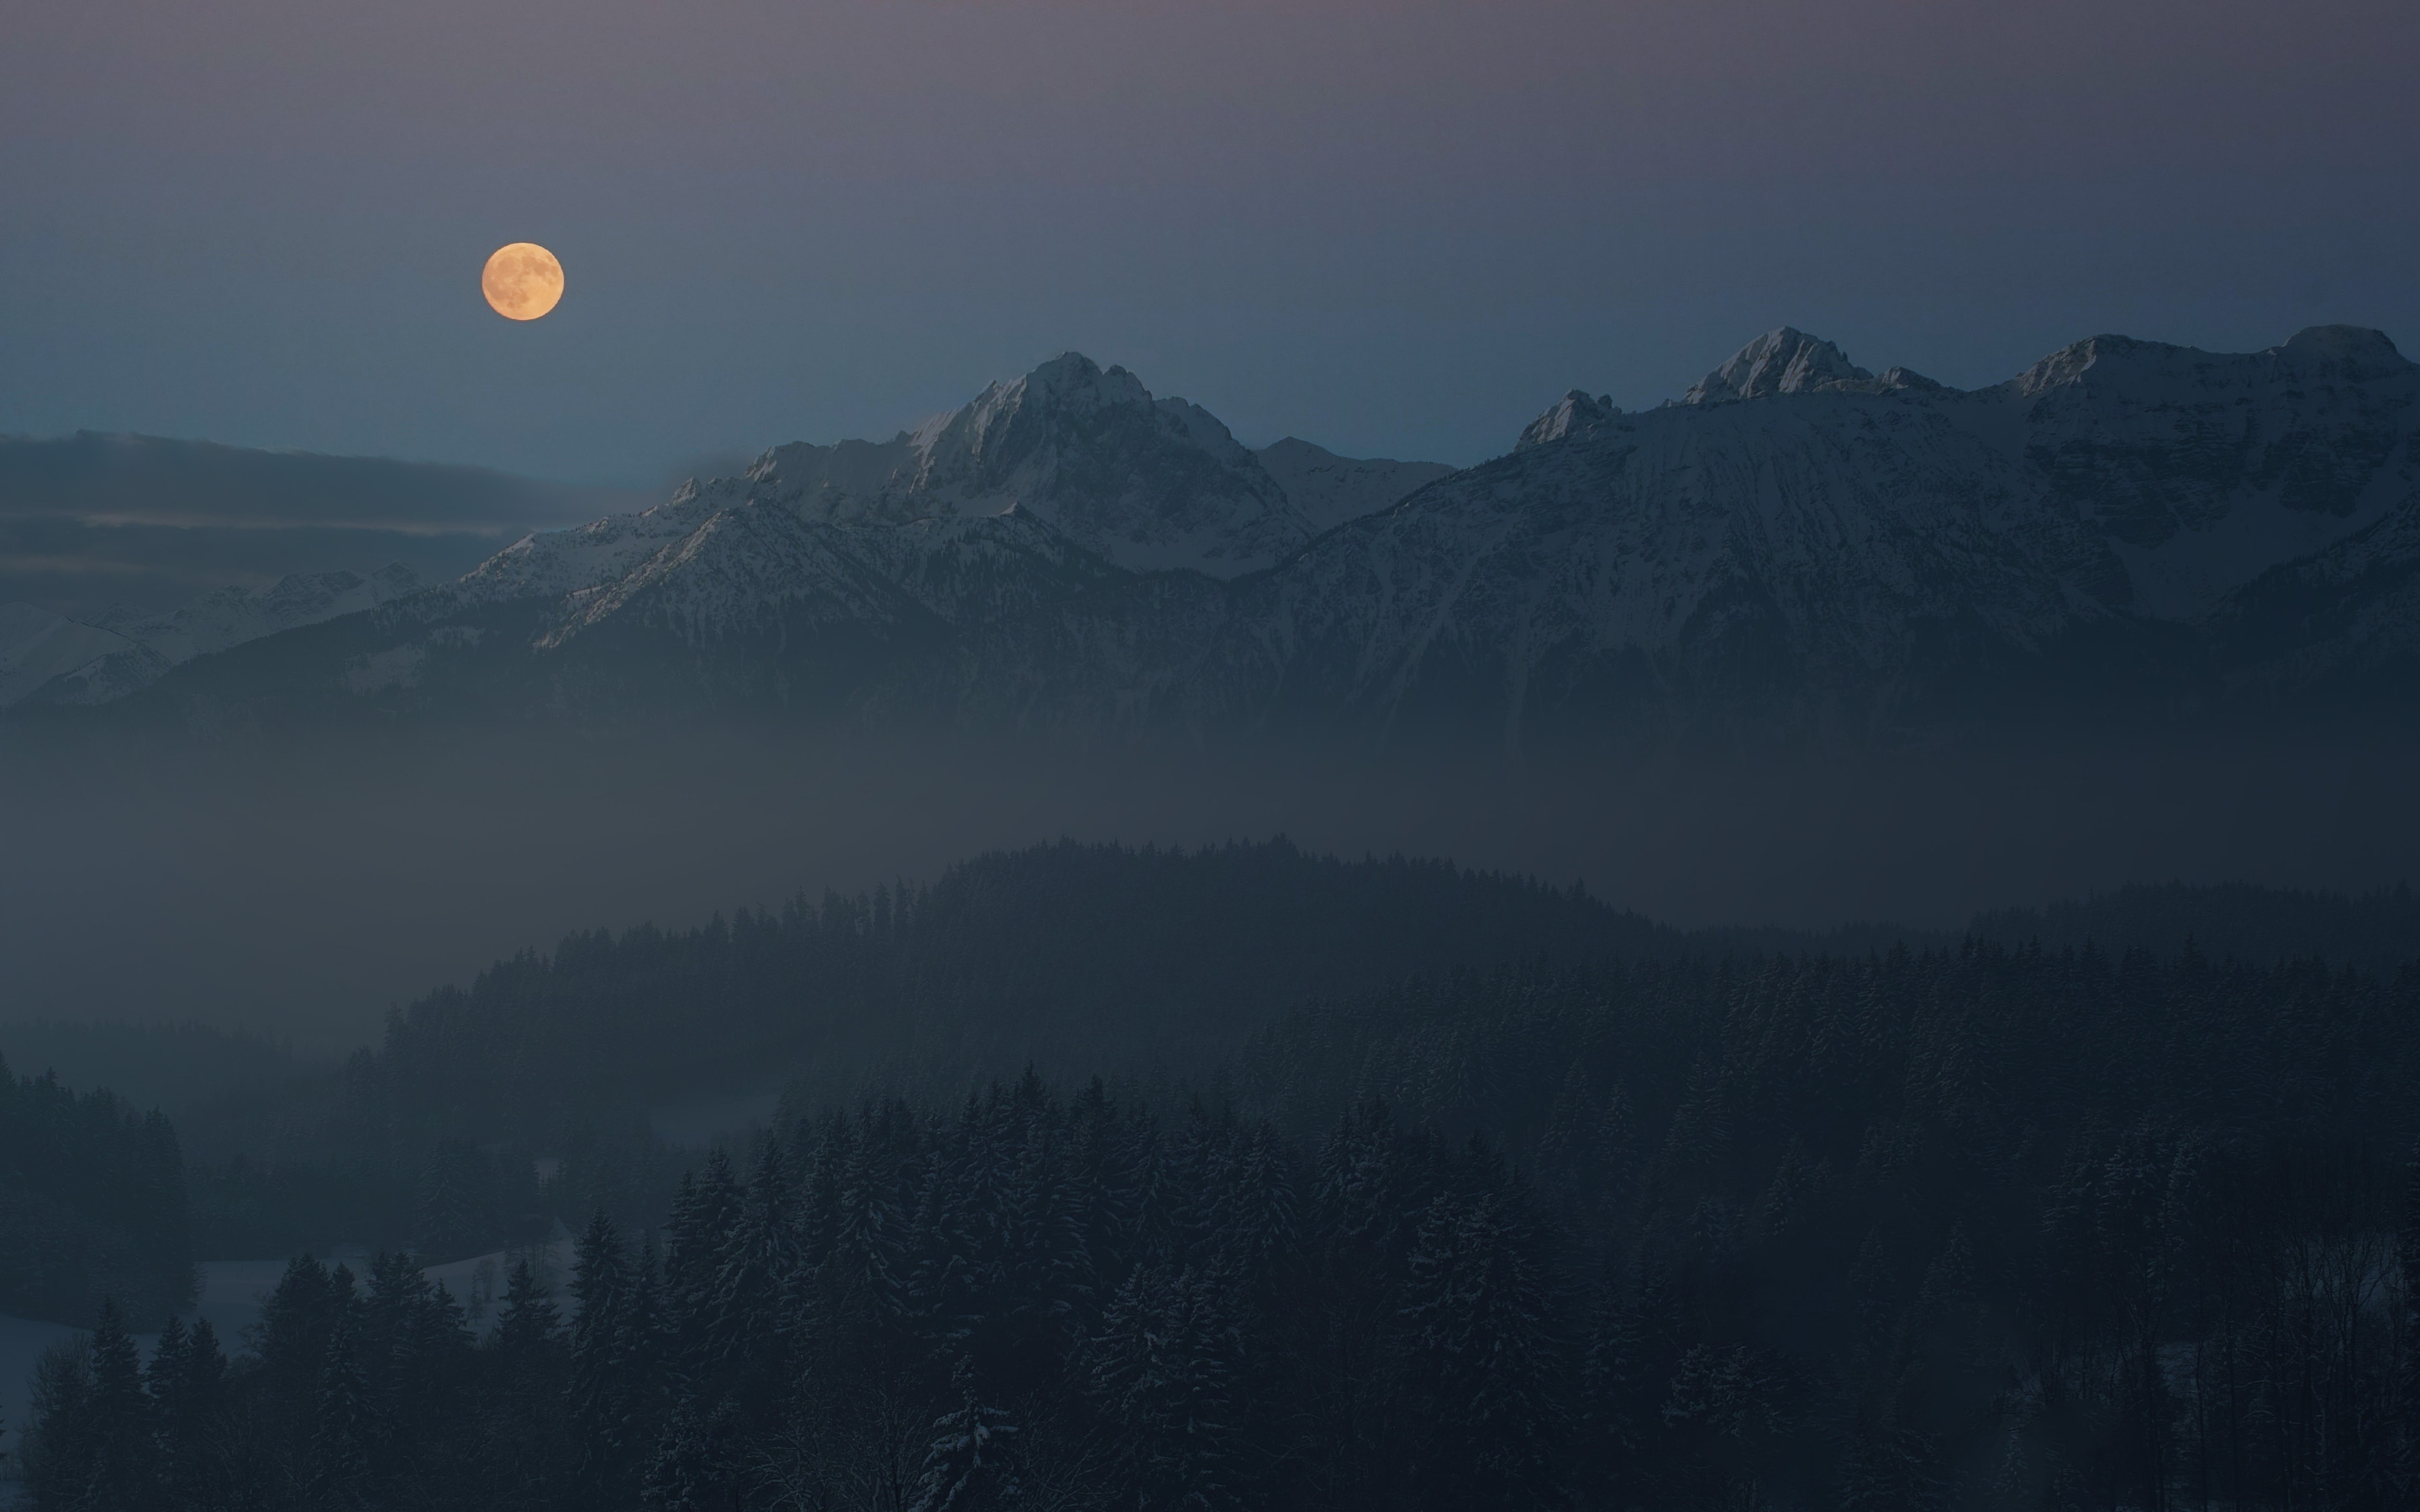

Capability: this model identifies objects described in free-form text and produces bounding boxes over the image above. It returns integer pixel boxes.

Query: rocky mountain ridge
[20,326,2420,744]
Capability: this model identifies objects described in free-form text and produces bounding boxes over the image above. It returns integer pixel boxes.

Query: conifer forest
[8,846,2420,1511]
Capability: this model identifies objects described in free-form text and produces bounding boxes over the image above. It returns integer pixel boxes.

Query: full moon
[481,242,564,321]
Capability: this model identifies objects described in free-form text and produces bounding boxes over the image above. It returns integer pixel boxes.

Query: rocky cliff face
[47,328,2420,746]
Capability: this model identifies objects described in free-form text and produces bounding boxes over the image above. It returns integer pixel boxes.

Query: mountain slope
[1171,323,2420,738]
[19,565,424,706]
[0,604,134,707]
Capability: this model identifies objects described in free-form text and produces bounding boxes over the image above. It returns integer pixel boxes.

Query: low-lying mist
[2,717,2412,1049]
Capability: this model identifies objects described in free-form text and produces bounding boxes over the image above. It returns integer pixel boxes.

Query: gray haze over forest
[3,720,2412,1047]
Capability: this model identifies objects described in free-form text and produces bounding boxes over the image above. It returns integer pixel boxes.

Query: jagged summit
[1685,328,1865,403]
[1512,328,1942,449]
[651,352,1309,578]
[1683,328,1942,405]
[902,353,1160,478]
[1517,391,1619,449]
[2005,325,2415,403]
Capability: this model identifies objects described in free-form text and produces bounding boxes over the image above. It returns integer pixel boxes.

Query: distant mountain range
[0,564,423,706]
[0,432,625,619]
[9,325,2417,745]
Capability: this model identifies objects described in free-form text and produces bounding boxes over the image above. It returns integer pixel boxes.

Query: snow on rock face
[1998,326,2420,617]
[14,565,424,706]
[453,486,730,607]
[1149,323,2420,730]
[887,353,1308,574]
[1683,328,1943,406]
[716,353,1313,577]
[1213,386,2128,732]
[0,603,136,707]
[432,354,1436,658]
[536,499,1128,653]
[1515,392,1619,451]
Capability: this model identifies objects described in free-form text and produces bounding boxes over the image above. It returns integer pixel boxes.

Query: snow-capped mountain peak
[504,353,1311,583]
[879,352,1302,574]
[1684,328,1941,404]
[1685,328,1864,403]
[1516,391,1620,449]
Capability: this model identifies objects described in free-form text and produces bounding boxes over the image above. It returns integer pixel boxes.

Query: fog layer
[2,719,2410,1047]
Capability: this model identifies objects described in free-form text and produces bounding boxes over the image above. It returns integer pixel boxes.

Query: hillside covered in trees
[149,847,2420,1270]
[174,841,1697,1257]
[20,927,2420,1509]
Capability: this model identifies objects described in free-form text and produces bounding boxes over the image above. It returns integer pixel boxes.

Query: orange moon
[481,243,564,321]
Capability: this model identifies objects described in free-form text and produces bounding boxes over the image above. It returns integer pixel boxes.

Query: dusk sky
[4,0,2415,483]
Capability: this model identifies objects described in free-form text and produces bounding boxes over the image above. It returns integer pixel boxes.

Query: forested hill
[398,838,1677,1123]
[181,841,1685,1251]
[31,948,2420,1511]
[0,1056,195,1326]
[20,843,2420,1509]
[174,841,2417,1267]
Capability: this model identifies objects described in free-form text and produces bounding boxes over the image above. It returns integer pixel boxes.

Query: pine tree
[161,1318,229,1512]
[902,1138,977,1354]
[497,1254,566,1352]
[571,1210,650,1495]
[1220,1122,1297,1286]
[832,1119,905,1330]
[491,1257,574,1511]
[1090,1263,1237,1509]
[147,1314,192,1416]
[664,1151,744,1368]
[312,1308,373,1509]
[911,1357,1020,1512]
[1575,1251,1644,1509]
[23,1332,95,1511]
[707,1138,796,1388]
[642,1395,744,1510]
[362,1248,428,1452]
[1401,1168,1562,1511]
[85,1296,160,1509]
[256,1254,351,1398]
[619,1233,672,1422]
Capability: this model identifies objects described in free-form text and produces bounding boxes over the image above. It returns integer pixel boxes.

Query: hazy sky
[3,0,2415,484]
